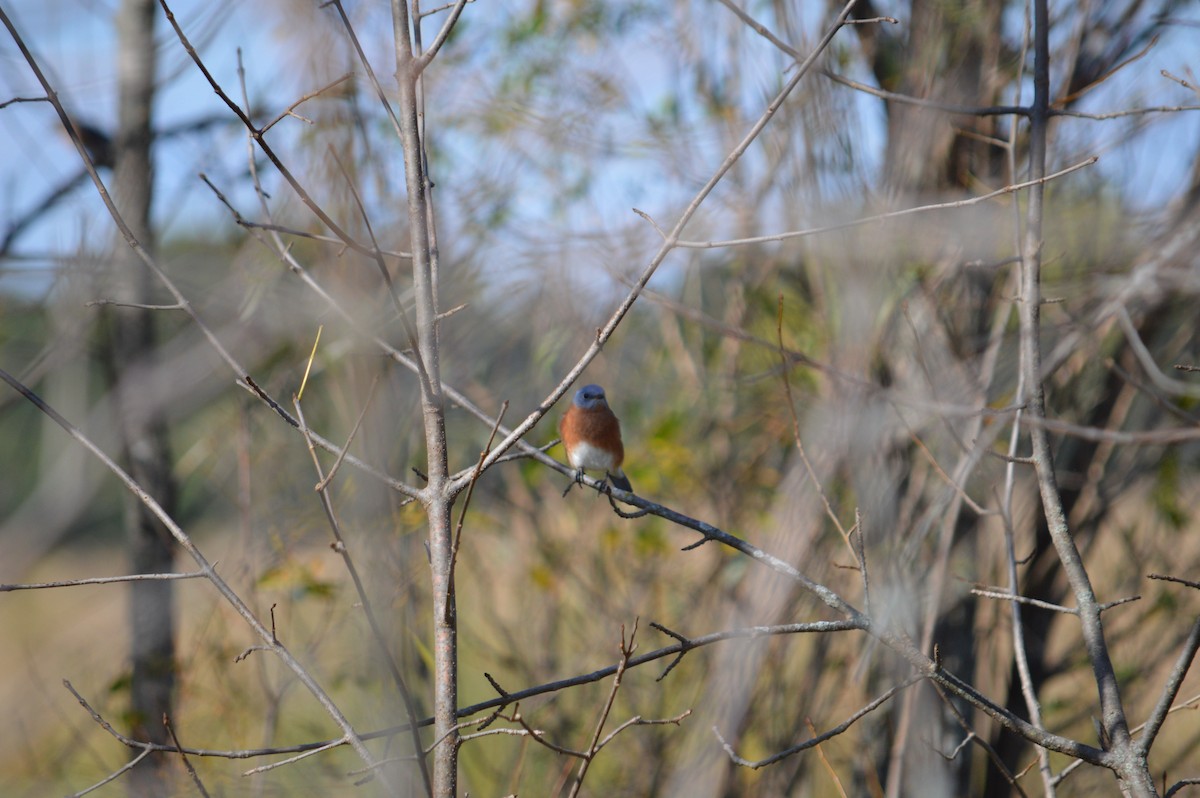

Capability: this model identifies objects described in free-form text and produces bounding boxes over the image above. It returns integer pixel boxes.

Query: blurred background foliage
[2,0,1200,795]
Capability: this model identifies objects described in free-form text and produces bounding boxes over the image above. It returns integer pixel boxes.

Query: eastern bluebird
[559,384,633,494]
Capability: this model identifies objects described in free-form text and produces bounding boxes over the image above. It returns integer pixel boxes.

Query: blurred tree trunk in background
[858,0,1006,191]
[850,3,1007,794]
[105,0,176,794]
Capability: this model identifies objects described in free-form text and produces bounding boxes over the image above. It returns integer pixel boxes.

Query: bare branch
[163,715,211,798]
[930,682,1029,798]
[414,0,469,74]
[1166,778,1200,798]
[824,70,1029,117]
[418,0,475,18]
[84,299,185,310]
[1028,415,1200,445]
[714,0,798,58]
[653,157,1096,250]
[1053,34,1160,106]
[971,588,1077,614]
[225,216,412,258]
[0,94,49,109]
[1149,574,1200,592]
[775,296,855,558]
[242,739,347,776]
[260,71,354,134]
[1160,69,1200,98]
[324,0,403,138]
[65,749,154,798]
[1117,305,1200,398]
[1053,103,1200,120]
[1,570,207,592]
[313,375,380,492]
[717,677,921,768]
[1138,615,1200,755]
[567,620,639,797]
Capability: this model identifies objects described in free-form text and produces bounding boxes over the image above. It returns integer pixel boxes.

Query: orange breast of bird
[560,405,624,471]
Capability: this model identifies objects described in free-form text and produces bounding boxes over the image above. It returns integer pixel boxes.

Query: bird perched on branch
[559,383,632,495]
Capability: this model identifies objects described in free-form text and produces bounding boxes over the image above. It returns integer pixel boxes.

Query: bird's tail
[608,470,632,493]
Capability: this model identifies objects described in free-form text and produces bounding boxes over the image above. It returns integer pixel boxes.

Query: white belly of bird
[568,441,617,472]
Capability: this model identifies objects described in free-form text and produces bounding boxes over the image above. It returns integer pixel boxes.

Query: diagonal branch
[655,157,1096,250]
[413,0,469,74]
[1137,601,1200,754]
[716,677,921,769]
[0,570,207,591]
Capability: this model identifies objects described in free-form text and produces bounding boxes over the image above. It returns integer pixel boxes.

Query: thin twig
[1160,69,1199,97]
[0,94,49,109]
[971,588,1077,614]
[163,715,211,798]
[648,157,1096,250]
[824,70,1029,117]
[0,570,207,592]
[1116,305,1200,398]
[1165,778,1200,798]
[261,71,354,133]
[314,375,381,492]
[450,401,509,578]
[1053,103,1200,120]
[242,739,347,776]
[65,749,154,798]
[567,620,638,798]
[805,718,850,798]
[854,508,870,617]
[775,295,854,557]
[1149,574,1200,592]
[418,0,474,18]
[84,299,184,310]
[929,682,1029,798]
[717,677,921,768]
[325,141,419,346]
[226,216,412,258]
[1027,415,1200,445]
[1053,35,1159,107]
[413,0,469,74]
[1138,615,1200,755]
[714,0,797,57]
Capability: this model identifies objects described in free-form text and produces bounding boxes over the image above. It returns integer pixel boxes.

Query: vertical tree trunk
[108,0,176,794]
[392,1,455,793]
